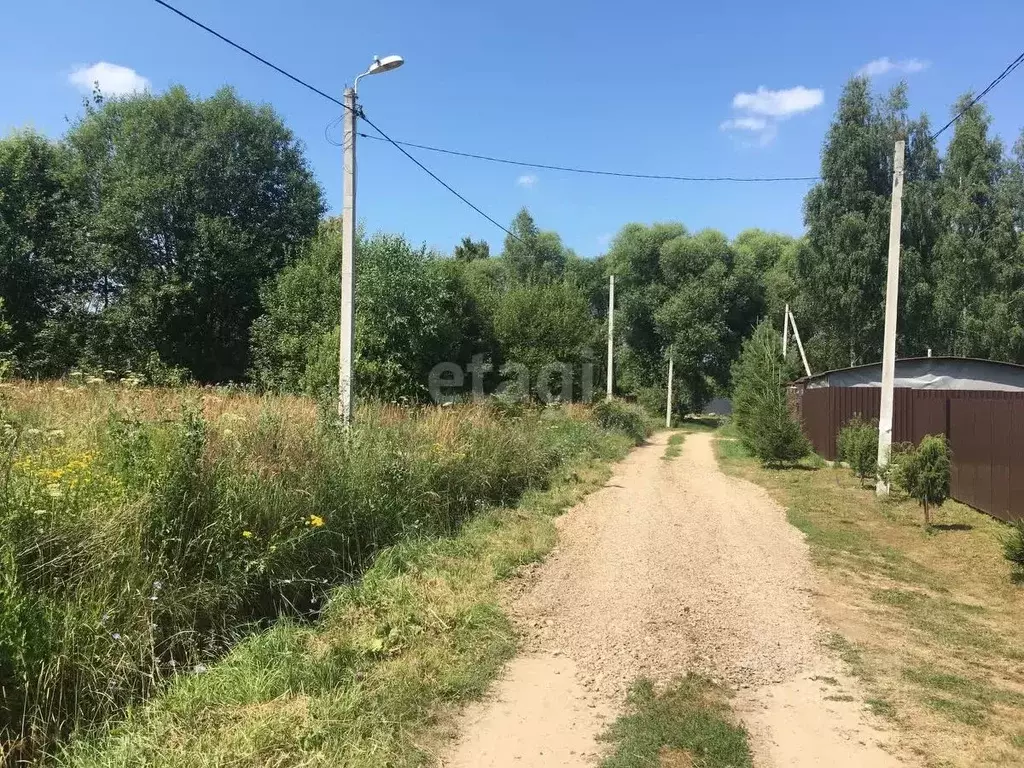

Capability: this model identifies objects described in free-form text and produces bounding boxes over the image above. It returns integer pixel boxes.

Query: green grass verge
[53,433,633,767]
[714,429,1024,765]
[662,432,685,461]
[598,676,752,768]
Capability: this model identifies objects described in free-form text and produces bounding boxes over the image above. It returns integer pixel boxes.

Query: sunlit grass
[0,381,631,763]
[56,421,630,766]
[717,430,1024,766]
[598,676,752,768]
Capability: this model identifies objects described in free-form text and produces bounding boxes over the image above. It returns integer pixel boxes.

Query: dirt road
[445,431,905,767]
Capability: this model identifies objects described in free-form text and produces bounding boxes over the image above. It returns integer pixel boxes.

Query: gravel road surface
[445,431,905,767]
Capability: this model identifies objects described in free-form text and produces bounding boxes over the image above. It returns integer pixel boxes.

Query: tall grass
[0,382,620,763]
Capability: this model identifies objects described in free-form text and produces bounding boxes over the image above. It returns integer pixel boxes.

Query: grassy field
[716,433,1024,767]
[0,380,639,765]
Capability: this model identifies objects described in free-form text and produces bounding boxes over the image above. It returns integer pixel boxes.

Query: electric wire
[148,0,522,242]
[148,0,1024,234]
[351,132,821,183]
[150,0,348,110]
[930,49,1024,140]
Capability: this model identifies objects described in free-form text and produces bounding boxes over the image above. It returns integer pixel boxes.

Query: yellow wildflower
[308,515,325,528]
[242,530,253,539]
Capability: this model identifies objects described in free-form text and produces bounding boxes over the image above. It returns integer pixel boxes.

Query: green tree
[731,320,808,465]
[899,114,943,356]
[943,122,1024,362]
[501,208,567,283]
[801,79,939,369]
[655,229,755,408]
[604,223,682,398]
[733,228,800,323]
[837,415,878,486]
[933,97,1009,357]
[491,281,596,399]
[0,131,85,375]
[453,236,490,261]
[891,434,951,526]
[251,225,460,401]
[602,223,760,410]
[66,86,323,381]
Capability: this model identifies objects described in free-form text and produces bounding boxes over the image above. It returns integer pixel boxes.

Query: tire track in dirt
[444,432,907,767]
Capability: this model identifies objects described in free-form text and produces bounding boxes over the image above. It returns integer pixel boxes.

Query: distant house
[704,397,732,416]
[793,356,1024,393]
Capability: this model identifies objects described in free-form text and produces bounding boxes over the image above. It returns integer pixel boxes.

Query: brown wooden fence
[796,387,1024,522]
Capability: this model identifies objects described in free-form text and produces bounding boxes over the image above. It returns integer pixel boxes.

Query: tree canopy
[1,87,322,382]
[3,75,1024,412]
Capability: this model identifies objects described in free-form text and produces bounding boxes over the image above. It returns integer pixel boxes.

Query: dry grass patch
[716,436,1024,767]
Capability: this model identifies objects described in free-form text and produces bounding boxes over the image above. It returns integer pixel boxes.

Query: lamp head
[367,55,404,75]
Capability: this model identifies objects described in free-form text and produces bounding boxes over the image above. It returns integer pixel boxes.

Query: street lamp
[338,54,404,425]
[355,55,404,93]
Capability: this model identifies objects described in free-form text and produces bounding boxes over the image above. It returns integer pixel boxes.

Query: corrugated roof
[792,356,1024,385]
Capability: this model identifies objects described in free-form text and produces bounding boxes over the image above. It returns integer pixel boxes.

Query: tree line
[2,77,1023,408]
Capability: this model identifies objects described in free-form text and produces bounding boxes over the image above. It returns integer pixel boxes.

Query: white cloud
[731,86,824,118]
[596,232,612,249]
[857,57,930,78]
[721,85,822,148]
[69,62,150,96]
[516,174,537,188]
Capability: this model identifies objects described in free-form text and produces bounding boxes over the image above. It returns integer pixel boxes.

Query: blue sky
[4,0,1023,257]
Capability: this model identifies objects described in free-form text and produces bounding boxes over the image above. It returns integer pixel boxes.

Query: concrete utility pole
[665,353,674,428]
[336,55,404,425]
[338,87,357,424]
[876,140,906,496]
[606,275,615,401]
[782,303,790,358]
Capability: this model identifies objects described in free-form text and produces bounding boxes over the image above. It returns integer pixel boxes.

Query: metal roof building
[794,357,1024,392]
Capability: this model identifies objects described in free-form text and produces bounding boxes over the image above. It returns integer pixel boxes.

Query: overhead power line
[352,132,820,183]
[145,1,1024,235]
[150,0,346,110]
[148,0,522,243]
[930,49,1024,140]
[356,115,523,242]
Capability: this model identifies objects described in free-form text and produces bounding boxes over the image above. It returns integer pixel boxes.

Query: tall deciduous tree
[603,223,681,396]
[251,224,462,401]
[898,114,943,356]
[602,223,760,410]
[933,97,1010,356]
[732,228,800,324]
[492,281,596,395]
[802,79,939,369]
[453,236,490,261]
[66,86,323,381]
[501,208,567,283]
[0,131,84,375]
